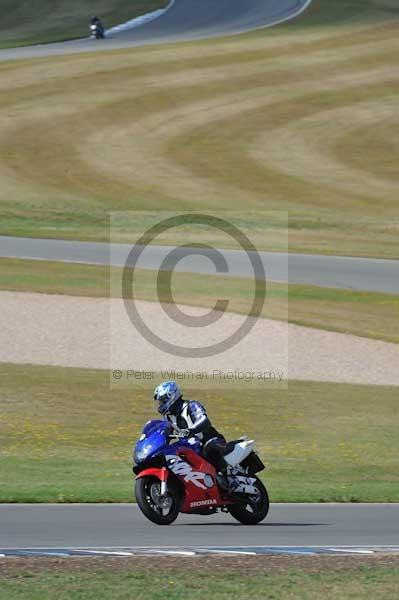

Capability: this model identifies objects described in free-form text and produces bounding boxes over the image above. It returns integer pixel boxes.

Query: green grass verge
[2,258,399,344]
[280,0,399,28]
[0,1,168,48]
[2,564,399,600]
[1,363,398,503]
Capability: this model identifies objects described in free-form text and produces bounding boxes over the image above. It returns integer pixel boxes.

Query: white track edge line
[106,0,176,36]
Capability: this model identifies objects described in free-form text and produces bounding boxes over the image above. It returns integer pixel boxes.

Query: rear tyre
[135,476,180,525]
[228,477,269,525]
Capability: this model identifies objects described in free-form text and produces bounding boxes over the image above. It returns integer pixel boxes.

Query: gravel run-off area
[2,291,399,386]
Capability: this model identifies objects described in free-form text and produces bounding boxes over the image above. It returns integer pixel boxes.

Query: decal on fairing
[190,499,217,508]
[165,455,207,490]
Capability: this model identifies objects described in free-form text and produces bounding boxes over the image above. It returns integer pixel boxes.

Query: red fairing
[172,448,227,512]
[136,467,169,481]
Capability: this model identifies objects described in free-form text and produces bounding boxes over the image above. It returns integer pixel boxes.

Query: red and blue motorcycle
[133,420,269,525]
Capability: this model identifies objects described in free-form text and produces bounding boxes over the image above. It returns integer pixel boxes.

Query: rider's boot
[217,471,240,494]
[216,472,230,493]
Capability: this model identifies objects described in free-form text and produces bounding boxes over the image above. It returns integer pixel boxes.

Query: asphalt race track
[0,0,311,61]
[1,235,399,294]
[1,504,399,553]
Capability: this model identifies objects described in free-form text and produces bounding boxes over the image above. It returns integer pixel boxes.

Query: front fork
[159,467,168,496]
[135,466,169,495]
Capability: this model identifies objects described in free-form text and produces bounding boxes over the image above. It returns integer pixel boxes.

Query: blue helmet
[153,380,182,415]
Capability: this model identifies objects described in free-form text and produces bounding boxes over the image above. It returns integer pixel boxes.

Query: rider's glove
[178,428,191,438]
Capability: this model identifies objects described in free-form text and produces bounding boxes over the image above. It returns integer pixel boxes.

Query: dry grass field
[0,0,398,256]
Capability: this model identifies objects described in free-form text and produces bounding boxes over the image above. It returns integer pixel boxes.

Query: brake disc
[150,483,172,509]
[150,483,161,504]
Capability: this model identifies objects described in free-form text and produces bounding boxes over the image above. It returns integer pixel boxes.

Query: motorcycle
[133,419,269,525]
[90,23,105,39]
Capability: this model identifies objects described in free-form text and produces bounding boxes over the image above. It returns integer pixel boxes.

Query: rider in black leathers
[91,16,105,38]
[153,380,231,478]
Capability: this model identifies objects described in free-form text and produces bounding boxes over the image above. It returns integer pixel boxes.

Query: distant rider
[90,16,105,38]
[153,380,231,488]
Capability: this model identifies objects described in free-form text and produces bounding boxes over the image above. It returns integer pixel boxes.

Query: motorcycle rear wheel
[135,476,180,525]
[228,477,269,525]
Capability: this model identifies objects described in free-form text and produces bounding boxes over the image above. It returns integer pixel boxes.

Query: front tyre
[135,476,180,525]
[228,477,269,525]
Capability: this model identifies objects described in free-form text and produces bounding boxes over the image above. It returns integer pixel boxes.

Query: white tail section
[224,440,255,466]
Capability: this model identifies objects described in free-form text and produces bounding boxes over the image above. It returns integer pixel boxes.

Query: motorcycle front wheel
[228,477,269,525]
[135,476,180,525]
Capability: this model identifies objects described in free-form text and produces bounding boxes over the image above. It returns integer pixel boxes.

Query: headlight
[134,444,151,464]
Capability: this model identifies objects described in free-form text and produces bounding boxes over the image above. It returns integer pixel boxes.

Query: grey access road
[0,0,311,62]
[0,504,398,549]
[1,235,399,294]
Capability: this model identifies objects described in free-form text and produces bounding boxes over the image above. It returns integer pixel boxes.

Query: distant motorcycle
[133,419,270,525]
[90,22,105,39]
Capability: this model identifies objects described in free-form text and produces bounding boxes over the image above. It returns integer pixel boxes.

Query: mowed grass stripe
[167,78,399,206]
[2,45,397,206]
[0,1,398,255]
